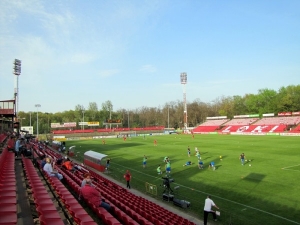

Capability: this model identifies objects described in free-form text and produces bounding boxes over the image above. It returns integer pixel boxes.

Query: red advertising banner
[292,112,300,115]
[278,112,292,116]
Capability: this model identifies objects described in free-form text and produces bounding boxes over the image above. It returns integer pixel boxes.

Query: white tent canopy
[84,150,108,161]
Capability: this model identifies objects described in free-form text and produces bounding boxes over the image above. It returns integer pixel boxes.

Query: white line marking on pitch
[282,164,300,169]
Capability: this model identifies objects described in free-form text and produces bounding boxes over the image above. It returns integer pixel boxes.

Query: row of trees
[17,85,300,134]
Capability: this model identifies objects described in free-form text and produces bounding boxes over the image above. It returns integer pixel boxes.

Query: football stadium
[1,2,300,225]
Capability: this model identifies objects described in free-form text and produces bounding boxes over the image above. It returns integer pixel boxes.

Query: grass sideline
[66,134,300,225]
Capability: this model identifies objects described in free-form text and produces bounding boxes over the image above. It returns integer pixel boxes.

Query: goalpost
[118,131,137,137]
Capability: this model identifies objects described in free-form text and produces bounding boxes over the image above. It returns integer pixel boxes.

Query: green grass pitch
[66,134,300,225]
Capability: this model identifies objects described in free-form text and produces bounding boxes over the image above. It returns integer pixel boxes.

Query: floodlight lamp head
[180,72,187,84]
[14,59,21,76]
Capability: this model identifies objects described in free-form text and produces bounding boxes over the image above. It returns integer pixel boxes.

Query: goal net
[118,131,137,137]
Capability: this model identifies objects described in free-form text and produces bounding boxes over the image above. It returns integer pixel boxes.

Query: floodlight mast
[13,59,21,117]
[180,73,188,133]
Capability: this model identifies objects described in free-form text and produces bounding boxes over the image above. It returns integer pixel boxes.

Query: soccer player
[198,160,204,169]
[143,155,147,168]
[209,162,215,170]
[187,146,191,157]
[183,161,193,166]
[163,156,169,163]
[165,160,171,174]
[154,139,157,146]
[196,151,201,160]
[239,153,246,165]
[157,165,162,174]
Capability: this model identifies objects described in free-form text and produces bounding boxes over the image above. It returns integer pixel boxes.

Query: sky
[0,0,299,113]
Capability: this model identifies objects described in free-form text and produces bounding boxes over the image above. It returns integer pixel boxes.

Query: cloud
[99,69,120,78]
[139,64,157,73]
[69,53,96,64]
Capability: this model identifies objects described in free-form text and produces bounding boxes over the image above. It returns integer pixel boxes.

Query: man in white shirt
[203,195,219,225]
[43,157,63,180]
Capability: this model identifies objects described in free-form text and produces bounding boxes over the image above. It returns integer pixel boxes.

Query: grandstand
[192,119,229,133]
[0,133,201,225]
[192,113,300,134]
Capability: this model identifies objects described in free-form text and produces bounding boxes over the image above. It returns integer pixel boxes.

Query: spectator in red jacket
[81,178,111,211]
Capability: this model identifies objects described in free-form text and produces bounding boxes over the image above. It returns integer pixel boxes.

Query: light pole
[29,111,32,127]
[82,108,85,130]
[35,104,41,138]
[168,105,170,129]
[180,72,188,133]
[45,112,49,133]
[128,110,130,129]
[18,117,25,128]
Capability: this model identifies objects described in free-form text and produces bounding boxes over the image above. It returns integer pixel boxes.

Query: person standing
[124,170,131,189]
[157,165,162,174]
[203,195,219,225]
[196,151,201,160]
[143,155,147,168]
[14,137,23,157]
[165,160,171,174]
[239,153,246,165]
[106,158,111,170]
[187,146,191,157]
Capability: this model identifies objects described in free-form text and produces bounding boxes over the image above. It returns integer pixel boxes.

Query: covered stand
[84,150,108,172]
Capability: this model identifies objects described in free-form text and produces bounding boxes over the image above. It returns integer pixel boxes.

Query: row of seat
[0,148,17,225]
[44,168,98,225]
[59,167,141,225]
[33,145,122,225]
[22,156,66,225]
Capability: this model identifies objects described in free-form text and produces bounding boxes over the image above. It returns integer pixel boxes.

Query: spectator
[124,170,131,189]
[14,137,24,157]
[43,157,63,180]
[40,155,47,169]
[81,173,94,187]
[62,158,78,172]
[81,178,111,211]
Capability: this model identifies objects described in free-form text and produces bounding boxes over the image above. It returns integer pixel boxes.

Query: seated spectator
[81,178,111,211]
[81,173,94,187]
[56,155,64,165]
[40,155,47,168]
[62,158,82,172]
[43,157,64,180]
